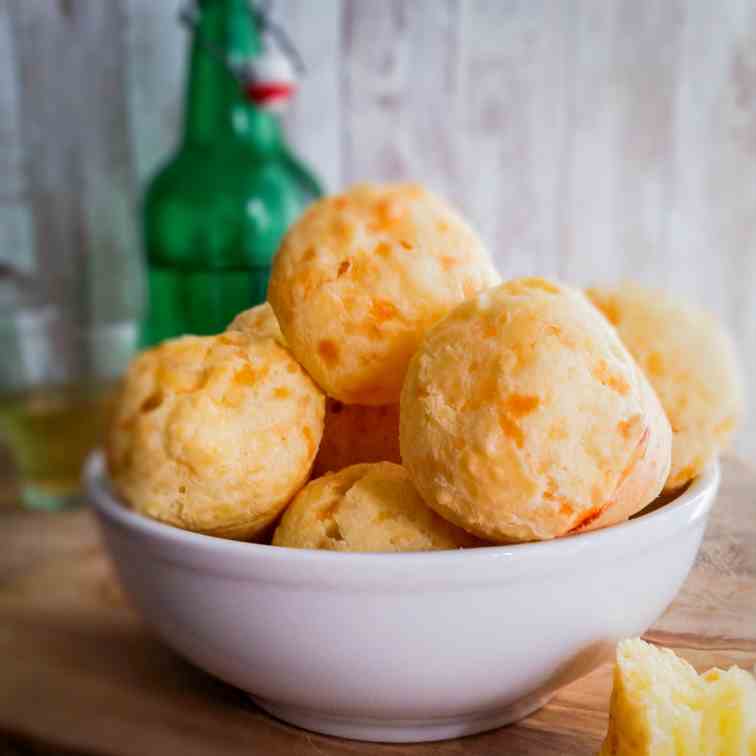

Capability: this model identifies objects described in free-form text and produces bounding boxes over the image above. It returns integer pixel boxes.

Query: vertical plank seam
[7,2,58,299]
[448,0,462,203]
[453,0,468,220]
[0,0,35,272]
[117,0,143,213]
[556,1,577,280]
[339,0,353,186]
[657,2,686,285]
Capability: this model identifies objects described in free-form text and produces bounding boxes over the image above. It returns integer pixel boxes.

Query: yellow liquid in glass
[0,380,116,509]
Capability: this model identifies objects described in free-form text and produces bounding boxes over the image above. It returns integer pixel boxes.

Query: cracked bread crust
[107,331,325,540]
[272,462,480,552]
[400,278,672,543]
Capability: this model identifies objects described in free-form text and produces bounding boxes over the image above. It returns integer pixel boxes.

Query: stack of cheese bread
[107,183,743,551]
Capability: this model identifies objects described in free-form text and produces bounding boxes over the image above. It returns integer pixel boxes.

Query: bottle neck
[182,0,283,150]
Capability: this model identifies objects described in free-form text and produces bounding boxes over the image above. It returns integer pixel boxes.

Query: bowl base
[250,691,553,743]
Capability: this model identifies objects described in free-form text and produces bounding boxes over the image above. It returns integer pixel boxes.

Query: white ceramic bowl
[86,453,718,743]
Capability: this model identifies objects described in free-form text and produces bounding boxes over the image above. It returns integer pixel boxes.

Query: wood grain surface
[0,455,754,755]
[0,0,754,457]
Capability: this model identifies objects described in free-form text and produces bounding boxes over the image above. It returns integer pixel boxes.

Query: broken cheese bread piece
[600,638,756,756]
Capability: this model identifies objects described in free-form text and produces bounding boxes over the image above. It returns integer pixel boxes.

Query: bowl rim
[85,451,718,571]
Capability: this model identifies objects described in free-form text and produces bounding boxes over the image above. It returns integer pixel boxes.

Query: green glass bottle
[140,0,322,346]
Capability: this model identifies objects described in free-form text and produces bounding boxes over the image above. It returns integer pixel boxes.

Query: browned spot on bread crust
[592,359,631,395]
[302,426,315,457]
[646,351,664,378]
[462,373,499,412]
[569,501,611,533]
[505,393,540,418]
[498,409,525,448]
[617,413,641,439]
[669,464,696,488]
[570,427,649,533]
[504,277,561,296]
[371,299,399,322]
[544,488,575,517]
[590,485,604,507]
[370,198,405,230]
[545,323,576,349]
[140,392,163,413]
[234,365,258,386]
[589,293,621,325]
[332,218,354,244]
[316,499,341,521]
[440,256,458,271]
[520,277,560,294]
[510,340,536,371]
[318,340,340,366]
[337,259,351,276]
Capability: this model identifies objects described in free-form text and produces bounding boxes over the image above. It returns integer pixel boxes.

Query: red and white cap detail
[240,39,297,112]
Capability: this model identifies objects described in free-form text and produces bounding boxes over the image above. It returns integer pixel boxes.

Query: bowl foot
[250,692,553,743]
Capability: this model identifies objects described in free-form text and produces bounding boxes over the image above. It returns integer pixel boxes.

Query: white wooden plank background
[1,0,754,458]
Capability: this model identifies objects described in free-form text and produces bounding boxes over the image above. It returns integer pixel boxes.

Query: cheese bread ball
[586,283,744,491]
[268,182,500,405]
[226,302,284,344]
[312,399,401,476]
[400,277,672,543]
[273,462,479,552]
[107,332,325,539]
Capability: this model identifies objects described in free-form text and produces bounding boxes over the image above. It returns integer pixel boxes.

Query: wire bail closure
[179,0,305,109]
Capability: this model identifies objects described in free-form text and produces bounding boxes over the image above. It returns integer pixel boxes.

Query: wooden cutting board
[1,456,755,756]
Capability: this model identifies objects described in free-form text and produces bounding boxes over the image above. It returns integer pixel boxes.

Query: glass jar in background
[0,266,140,511]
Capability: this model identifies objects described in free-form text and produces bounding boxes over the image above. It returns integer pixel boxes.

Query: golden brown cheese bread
[586,283,744,491]
[107,332,324,539]
[226,301,284,344]
[272,462,480,552]
[312,399,401,477]
[600,638,756,755]
[268,182,500,405]
[400,277,672,543]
